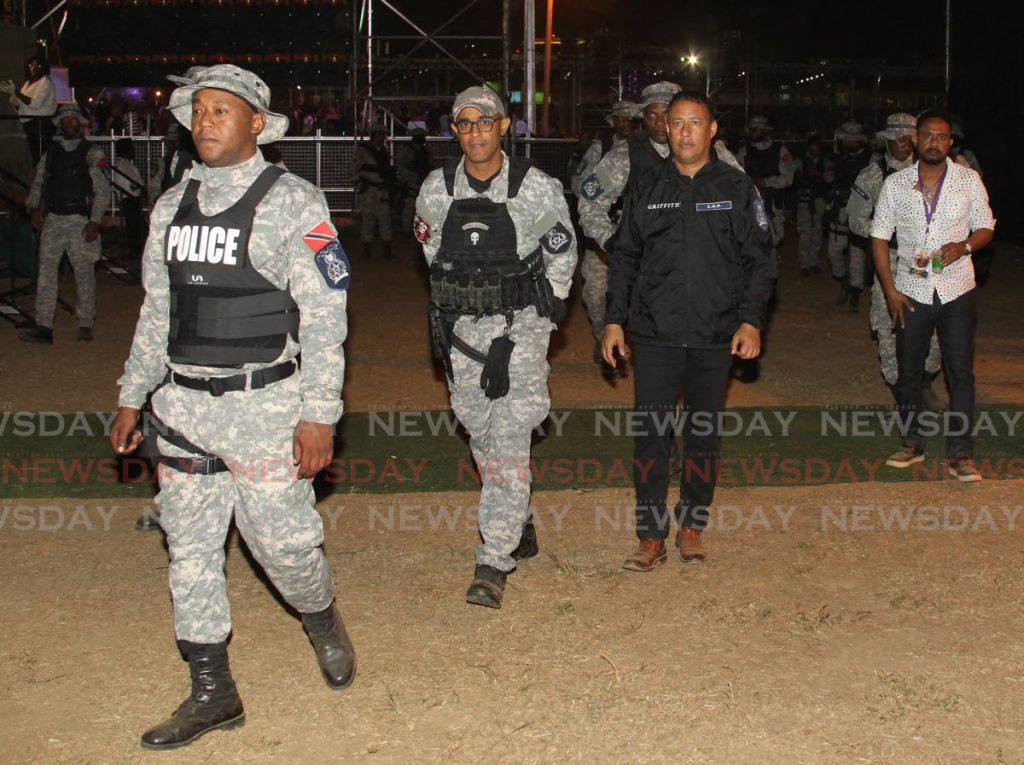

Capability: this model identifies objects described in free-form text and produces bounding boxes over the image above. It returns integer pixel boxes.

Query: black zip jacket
[605,151,776,348]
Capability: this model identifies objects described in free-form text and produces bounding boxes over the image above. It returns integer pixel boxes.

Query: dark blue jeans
[631,343,733,539]
[895,288,977,458]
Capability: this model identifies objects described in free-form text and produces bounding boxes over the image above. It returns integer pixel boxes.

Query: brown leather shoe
[676,527,706,563]
[622,539,667,572]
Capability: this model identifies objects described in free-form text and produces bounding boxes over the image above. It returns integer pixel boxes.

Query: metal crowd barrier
[87,133,579,216]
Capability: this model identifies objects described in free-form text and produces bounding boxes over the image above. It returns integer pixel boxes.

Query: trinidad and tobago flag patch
[302,221,336,253]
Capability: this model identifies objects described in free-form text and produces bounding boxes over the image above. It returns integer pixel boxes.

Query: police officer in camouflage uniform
[19,103,110,344]
[569,100,638,376]
[352,124,394,258]
[794,133,832,275]
[736,115,795,248]
[414,86,577,609]
[847,113,943,404]
[827,121,874,309]
[396,127,434,236]
[109,65,355,749]
[578,83,679,379]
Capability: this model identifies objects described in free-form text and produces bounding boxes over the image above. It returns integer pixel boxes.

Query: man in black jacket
[602,91,775,570]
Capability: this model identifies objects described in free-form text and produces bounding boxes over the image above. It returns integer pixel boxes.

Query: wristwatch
[964,240,973,255]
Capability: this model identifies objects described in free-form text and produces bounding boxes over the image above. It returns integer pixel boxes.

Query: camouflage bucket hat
[835,120,868,143]
[605,99,639,125]
[879,112,916,141]
[638,81,681,110]
[747,115,772,133]
[451,86,505,120]
[52,102,89,127]
[167,64,288,145]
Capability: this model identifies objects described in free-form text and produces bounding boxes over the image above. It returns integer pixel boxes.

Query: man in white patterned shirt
[870,109,995,481]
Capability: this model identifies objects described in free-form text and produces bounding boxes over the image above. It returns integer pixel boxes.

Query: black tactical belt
[147,412,229,474]
[168,359,297,397]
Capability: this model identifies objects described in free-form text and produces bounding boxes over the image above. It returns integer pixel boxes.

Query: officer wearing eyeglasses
[413,86,577,609]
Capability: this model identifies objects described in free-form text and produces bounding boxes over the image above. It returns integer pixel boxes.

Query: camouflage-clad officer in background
[20,103,110,344]
[415,86,577,609]
[352,124,395,259]
[578,83,679,378]
[395,126,435,236]
[736,115,795,249]
[793,133,832,275]
[569,100,638,378]
[570,100,639,197]
[109,65,355,750]
[847,112,943,406]
[827,121,874,310]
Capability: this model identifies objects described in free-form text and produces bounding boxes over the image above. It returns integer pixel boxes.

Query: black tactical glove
[549,297,567,326]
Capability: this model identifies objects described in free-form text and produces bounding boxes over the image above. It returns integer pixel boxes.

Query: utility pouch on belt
[480,334,515,400]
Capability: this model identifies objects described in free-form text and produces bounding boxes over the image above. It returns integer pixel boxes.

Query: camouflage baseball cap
[835,120,868,143]
[605,100,639,125]
[638,81,681,109]
[167,64,288,145]
[52,102,88,127]
[451,86,505,120]
[878,112,916,141]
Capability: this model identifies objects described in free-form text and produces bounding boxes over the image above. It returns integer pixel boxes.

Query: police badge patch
[413,215,431,244]
[753,193,770,233]
[314,239,351,290]
[541,221,573,254]
[580,173,604,200]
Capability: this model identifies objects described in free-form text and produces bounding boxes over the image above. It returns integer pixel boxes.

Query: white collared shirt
[871,158,995,304]
[9,76,56,120]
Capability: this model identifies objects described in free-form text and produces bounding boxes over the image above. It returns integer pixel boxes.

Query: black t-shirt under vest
[44,142,92,216]
[164,165,299,367]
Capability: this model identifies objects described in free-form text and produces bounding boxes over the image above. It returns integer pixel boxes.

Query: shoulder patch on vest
[315,239,351,290]
[413,215,431,244]
[302,220,336,253]
[753,193,770,232]
[541,221,573,254]
[580,173,604,200]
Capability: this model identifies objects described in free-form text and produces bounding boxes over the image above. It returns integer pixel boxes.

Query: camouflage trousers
[449,307,553,572]
[34,213,100,329]
[827,232,867,289]
[358,186,392,244]
[580,249,608,340]
[871,258,941,386]
[152,372,335,644]
[795,198,825,269]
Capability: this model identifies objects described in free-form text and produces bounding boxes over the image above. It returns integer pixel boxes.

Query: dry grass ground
[1,229,1022,763]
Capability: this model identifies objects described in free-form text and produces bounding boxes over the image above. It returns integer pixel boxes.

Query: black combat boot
[140,640,245,750]
[835,276,851,306]
[301,602,357,690]
[510,518,539,560]
[19,325,53,344]
[362,242,373,259]
[466,564,507,609]
[382,242,394,259]
[135,509,162,532]
[847,287,862,313]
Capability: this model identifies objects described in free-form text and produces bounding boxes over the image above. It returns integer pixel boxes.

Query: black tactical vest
[165,165,300,367]
[835,148,872,199]
[625,131,665,190]
[429,158,548,315]
[743,141,783,181]
[44,142,92,216]
[797,151,829,200]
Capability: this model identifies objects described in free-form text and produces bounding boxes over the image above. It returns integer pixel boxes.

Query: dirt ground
[1,226,1023,764]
